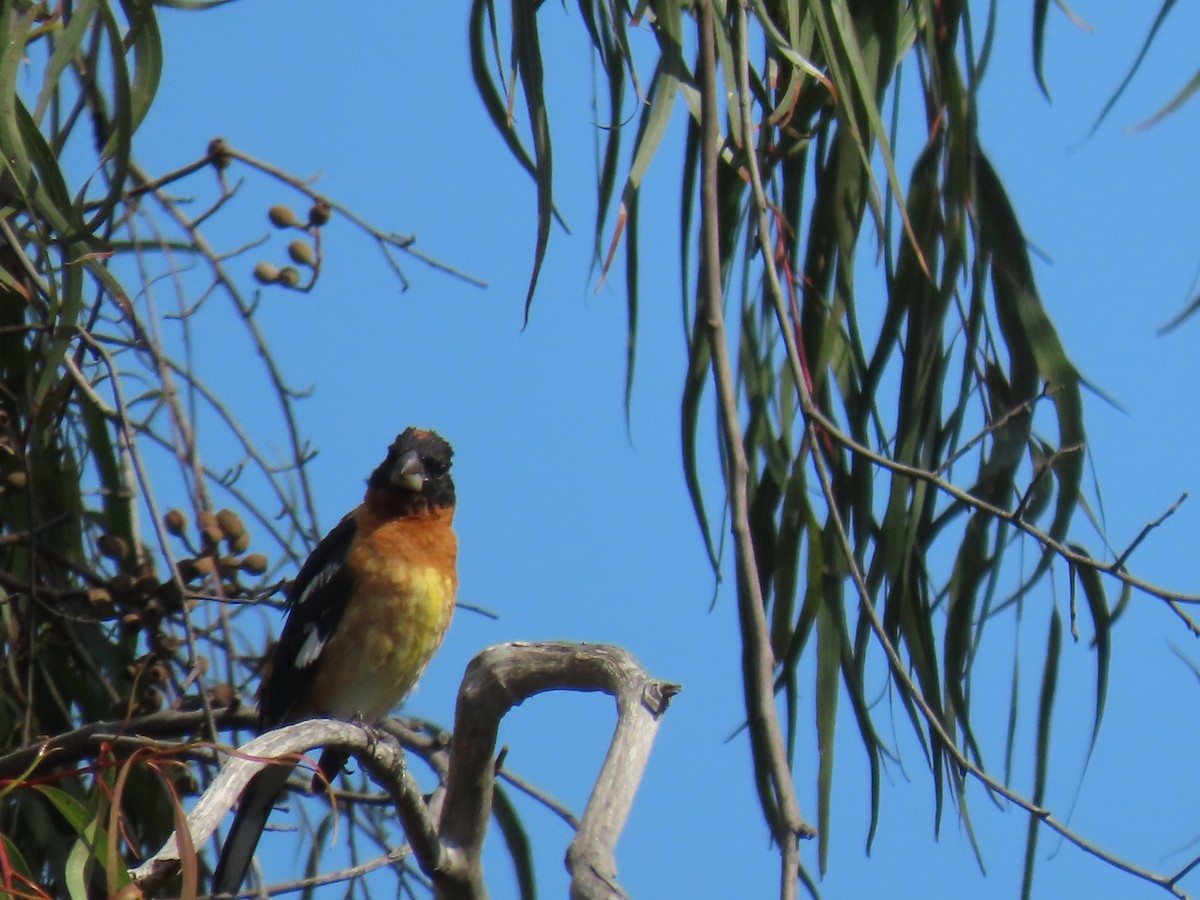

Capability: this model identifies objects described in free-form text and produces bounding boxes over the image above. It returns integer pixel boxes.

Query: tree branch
[128,642,678,899]
[439,641,680,900]
[696,6,813,900]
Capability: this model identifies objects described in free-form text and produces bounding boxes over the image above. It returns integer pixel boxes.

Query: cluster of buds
[87,533,176,627]
[123,631,188,716]
[170,508,269,591]
[253,200,330,290]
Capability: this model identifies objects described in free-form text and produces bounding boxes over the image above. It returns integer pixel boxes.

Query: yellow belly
[302,521,456,722]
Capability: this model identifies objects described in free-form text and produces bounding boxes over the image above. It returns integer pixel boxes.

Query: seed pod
[146,661,170,685]
[241,553,269,575]
[134,575,161,599]
[229,531,252,554]
[87,587,116,619]
[164,508,187,536]
[140,687,164,713]
[200,525,223,550]
[153,632,184,656]
[97,534,130,561]
[308,199,332,227]
[268,204,300,229]
[253,261,280,284]
[190,555,217,578]
[277,266,301,288]
[156,579,185,611]
[107,573,137,598]
[215,509,245,540]
[287,239,316,268]
[208,137,232,171]
[173,769,200,796]
[208,682,235,707]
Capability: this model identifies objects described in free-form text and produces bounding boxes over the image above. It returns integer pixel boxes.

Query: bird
[211,427,457,895]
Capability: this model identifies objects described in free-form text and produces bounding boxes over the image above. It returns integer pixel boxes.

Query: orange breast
[301,506,457,722]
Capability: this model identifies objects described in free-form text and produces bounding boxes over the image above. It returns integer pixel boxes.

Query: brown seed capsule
[164,508,187,535]
[87,587,116,619]
[287,239,316,268]
[268,204,300,229]
[108,573,137,598]
[156,579,185,611]
[140,687,164,712]
[133,576,161,600]
[276,267,301,288]
[215,509,245,540]
[208,682,236,708]
[136,545,157,580]
[253,261,280,284]
[208,137,232,171]
[147,661,170,685]
[308,199,332,227]
[153,632,184,656]
[189,555,217,577]
[229,531,252,554]
[241,553,269,575]
[97,534,130,561]
[200,525,224,550]
[173,769,200,796]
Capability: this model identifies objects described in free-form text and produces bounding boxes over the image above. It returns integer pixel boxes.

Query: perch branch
[128,642,678,900]
[439,641,680,900]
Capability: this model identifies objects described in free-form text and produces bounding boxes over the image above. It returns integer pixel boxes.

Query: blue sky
[128,3,1200,898]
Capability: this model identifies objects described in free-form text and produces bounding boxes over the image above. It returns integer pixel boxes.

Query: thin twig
[699,10,812,900]
[1112,492,1188,572]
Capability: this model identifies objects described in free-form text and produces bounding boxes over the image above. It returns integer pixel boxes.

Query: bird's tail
[211,762,294,896]
[310,746,350,794]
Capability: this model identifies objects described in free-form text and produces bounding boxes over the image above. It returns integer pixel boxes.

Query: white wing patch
[291,562,339,669]
[295,623,324,669]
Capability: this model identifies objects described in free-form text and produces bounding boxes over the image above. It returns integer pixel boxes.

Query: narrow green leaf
[1022,607,1061,900]
[814,1,929,278]
[1031,0,1051,99]
[1003,639,1020,786]
[1068,543,1110,748]
[978,154,1084,598]
[770,459,808,654]
[0,832,32,885]
[815,582,841,874]
[65,834,92,900]
[33,0,98,123]
[492,784,537,900]
[623,189,639,424]
[511,0,553,321]
[116,0,164,133]
[1156,289,1200,335]
[301,816,334,900]
[1090,0,1180,134]
[681,314,719,570]
[467,0,567,239]
[32,784,90,832]
[1128,66,1200,131]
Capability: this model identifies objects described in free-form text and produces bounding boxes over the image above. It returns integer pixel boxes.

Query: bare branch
[131,718,407,888]
[439,641,680,900]
[128,642,677,900]
[696,8,813,900]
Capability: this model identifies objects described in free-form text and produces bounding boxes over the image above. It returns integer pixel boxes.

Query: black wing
[258,512,358,728]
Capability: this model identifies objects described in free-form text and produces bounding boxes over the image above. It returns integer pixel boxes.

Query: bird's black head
[366,427,455,513]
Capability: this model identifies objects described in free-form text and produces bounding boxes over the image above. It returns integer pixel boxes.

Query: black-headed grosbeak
[212,427,457,895]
